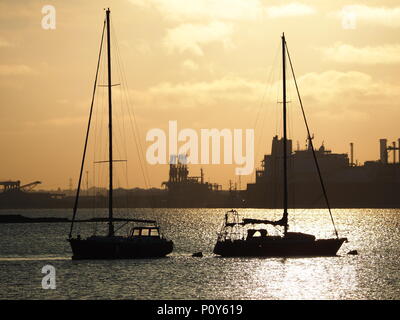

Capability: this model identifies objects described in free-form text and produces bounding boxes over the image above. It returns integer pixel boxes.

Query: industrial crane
[0,180,42,192]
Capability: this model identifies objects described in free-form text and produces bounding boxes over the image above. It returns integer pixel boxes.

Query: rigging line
[259,45,280,153]
[108,26,127,167]
[92,168,96,221]
[114,76,129,167]
[110,23,142,166]
[121,68,152,189]
[287,63,297,219]
[112,36,150,192]
[113,40,131,216]
[100,33,111,193]
[95,47,107,223]
[254,43,280,165]
[112,106,126,168]
[109,81,138,215]
[285,41,339,239]
[110,23,156,213]
[93,36,107,221]
[69,19,106,239]
[109,84,124,164]
[115,39,130,169]
[94,41,106,186]
[96,27,108,228]
[106,91,123,171]
[253,42,280,131]
[110,22,152,190]
[124,161,129,215]
[287,67,294,140]
[93,30,104,230]
[112,33,130,173]
[275,50,282,138]
[286,64,294,214]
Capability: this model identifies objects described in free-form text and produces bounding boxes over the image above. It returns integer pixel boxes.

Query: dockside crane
[0,180,42,192]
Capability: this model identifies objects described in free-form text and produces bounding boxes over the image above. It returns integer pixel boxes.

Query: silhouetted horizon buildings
[246,136,400,208]
[161,156,225,207]
[1,137,400,208]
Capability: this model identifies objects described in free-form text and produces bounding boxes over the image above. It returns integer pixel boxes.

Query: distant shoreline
[0,214,147,224]
[0,214,70,223]
[0,208,399,224]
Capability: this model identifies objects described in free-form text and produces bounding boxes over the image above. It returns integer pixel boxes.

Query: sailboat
[213,34,347,257]
[67,9,173,259]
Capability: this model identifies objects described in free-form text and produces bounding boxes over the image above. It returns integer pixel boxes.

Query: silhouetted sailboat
[68,9,173,259]
[214,33,347,257]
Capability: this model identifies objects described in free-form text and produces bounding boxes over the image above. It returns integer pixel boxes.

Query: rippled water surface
[0,208,399,299]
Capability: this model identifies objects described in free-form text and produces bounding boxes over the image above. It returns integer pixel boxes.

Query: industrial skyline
[1,1,400,189]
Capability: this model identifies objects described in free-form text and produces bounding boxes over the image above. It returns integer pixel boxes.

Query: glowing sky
[1,0,400,190]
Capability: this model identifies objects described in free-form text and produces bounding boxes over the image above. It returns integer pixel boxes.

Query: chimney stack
[380,139,388,164]
[398,139,400,164]
[350,142,354,166]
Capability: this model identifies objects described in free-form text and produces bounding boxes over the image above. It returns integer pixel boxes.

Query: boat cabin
[129,226,161,238]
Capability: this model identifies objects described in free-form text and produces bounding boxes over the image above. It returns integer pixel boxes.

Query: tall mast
[68,17,105,239]
[282,33,288,235]
[106,8,114,237]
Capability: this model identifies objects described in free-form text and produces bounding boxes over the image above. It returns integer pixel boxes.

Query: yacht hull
[69,237,173,260]
[213,237,346,257]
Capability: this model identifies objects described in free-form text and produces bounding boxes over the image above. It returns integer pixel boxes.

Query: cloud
[135,40,152,55]
[0,64,35,76]
[149,77,262,100]
[130,0,316,21]
[299,71,374,100]
[24,117,86,128]
[130,0,264,21]
[164,21,234,56]
[128,71,400,117]
[130,1,316,56]
[0,37,13,48]
[320,43,400,64]
[266,3,316,18]
[181,59,199,71]
[296,70,400,116]
[126,76,264,110]
[336,5,400,28]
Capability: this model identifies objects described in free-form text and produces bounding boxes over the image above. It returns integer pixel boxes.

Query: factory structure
[162,155,223,207]
[245,136,400,208]
[0,180,66,208]
[379,138,400,165]
[2,138,400,208]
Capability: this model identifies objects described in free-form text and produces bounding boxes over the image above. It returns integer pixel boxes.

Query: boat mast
[282,33,288,235]
[68,17,106,239]
[106,8,114,237]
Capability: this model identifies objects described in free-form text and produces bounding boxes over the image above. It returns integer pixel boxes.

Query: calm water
[0,208,399,299]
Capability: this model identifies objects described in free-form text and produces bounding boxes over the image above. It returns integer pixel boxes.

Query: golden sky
[1,0,400,190]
